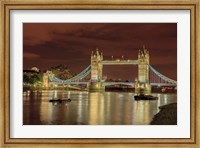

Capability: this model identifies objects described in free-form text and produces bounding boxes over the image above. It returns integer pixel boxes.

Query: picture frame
[0,0,199,147]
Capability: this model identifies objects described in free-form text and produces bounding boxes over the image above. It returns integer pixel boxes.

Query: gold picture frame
[0,0,199,147]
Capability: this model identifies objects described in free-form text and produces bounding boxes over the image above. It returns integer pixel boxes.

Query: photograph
[23,23,177,125]
[1,0,199,146]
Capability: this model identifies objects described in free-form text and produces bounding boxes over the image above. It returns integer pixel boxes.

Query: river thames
[23,90,177,125]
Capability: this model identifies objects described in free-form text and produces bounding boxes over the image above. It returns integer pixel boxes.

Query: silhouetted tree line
[47,64,75,80]
[23,73,42,85]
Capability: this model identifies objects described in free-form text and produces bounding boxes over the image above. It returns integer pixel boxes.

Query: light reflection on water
[23,90,177,125]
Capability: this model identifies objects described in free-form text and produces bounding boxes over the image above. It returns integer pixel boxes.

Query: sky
[23,23,177,81]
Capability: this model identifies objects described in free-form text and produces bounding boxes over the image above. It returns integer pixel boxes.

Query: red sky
[23,23,177,81]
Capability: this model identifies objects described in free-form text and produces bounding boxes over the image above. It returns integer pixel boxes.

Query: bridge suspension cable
[48,65,91,84]
[148,64,177,84]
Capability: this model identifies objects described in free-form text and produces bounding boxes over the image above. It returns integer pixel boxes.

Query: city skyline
[23,23,177,81]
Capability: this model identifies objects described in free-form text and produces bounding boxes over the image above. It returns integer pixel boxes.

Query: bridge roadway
[50,82,176,87]
[101,60,138,65]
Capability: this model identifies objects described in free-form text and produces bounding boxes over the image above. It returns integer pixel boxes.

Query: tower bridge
[43,46,177,93]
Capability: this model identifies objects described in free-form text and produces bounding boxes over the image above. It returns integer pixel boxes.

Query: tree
[23,74,30,84]
[23,73,42,85]
[48,64,75,80]
[31,74,42,84]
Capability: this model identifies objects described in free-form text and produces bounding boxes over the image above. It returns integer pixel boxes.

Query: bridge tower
[87,48,105,92]
[135,46,151,94]
[42,71,54,88]
[43,72,49,87]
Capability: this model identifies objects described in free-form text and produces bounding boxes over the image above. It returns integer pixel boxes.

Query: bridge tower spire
[87,48,105,92]
[135,46,151,94]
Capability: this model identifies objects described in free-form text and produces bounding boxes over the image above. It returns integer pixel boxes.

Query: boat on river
[134,94,158,100]
[49,98,71,103]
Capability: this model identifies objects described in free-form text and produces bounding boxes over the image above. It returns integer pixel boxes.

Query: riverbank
[105,86,177,93]
[150,103,177,125]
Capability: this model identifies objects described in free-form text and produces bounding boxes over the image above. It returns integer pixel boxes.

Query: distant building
[31,67,40,72]
[23,67,40,77]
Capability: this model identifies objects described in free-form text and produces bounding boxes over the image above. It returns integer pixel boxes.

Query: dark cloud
[23,52,40,58]
[23,23,177,81]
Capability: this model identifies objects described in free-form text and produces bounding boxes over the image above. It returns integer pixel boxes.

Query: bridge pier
[87,81,105,92]
[135,82,151,94]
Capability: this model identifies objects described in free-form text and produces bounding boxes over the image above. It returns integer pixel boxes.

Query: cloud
[23,52,40,58]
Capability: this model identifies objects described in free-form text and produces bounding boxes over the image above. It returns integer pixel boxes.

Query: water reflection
[23,90,177,125]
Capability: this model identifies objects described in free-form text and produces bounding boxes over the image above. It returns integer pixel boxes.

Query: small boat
[49,98,71,103]
[134,94,158,100]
